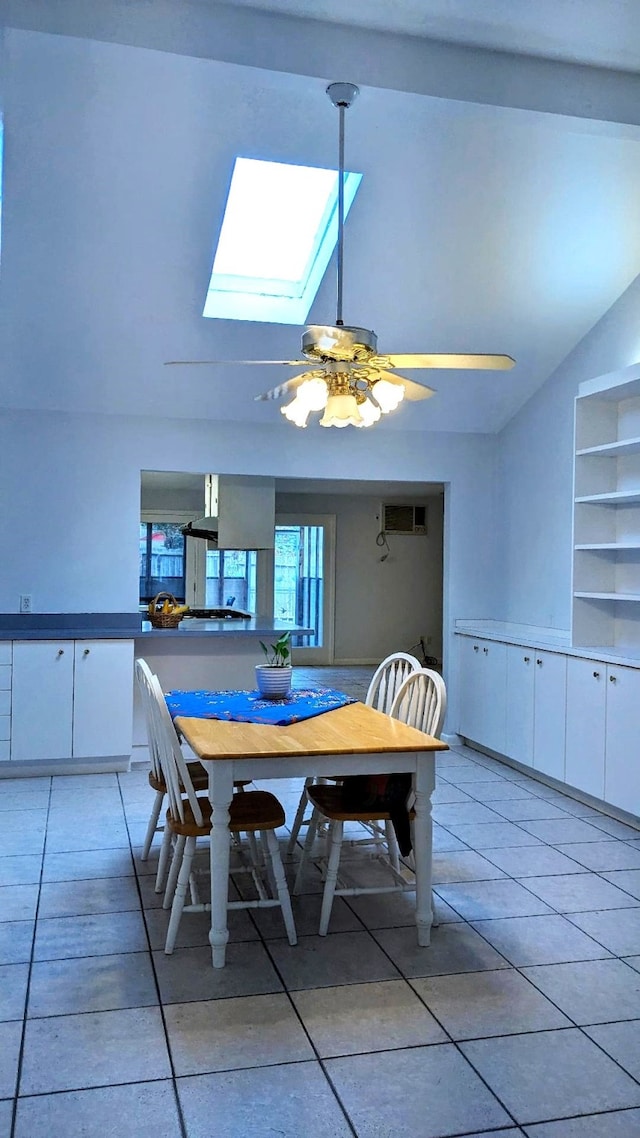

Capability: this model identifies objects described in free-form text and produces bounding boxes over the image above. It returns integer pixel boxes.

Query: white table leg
[413,752,435,947]
[208,761,234,968]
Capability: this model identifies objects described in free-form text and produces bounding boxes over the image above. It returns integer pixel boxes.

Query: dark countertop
[0,614,311,641]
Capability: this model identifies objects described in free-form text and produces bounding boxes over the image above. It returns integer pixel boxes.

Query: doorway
[274,514,336,664]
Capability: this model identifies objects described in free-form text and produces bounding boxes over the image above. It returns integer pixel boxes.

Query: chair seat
[167,790,285,837]
[307,782,415,824]
[149,767,250,793]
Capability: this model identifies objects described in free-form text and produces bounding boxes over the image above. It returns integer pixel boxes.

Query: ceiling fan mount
[166,81,515,428]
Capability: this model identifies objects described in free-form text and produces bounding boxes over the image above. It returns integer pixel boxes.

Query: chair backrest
[148,670,205,827]
[366,652,421,715]
[135,657,163,783]
[389,668,447,738]
[135,657,204,827]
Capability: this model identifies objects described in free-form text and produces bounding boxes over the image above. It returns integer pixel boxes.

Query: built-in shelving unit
[572,363,640,655]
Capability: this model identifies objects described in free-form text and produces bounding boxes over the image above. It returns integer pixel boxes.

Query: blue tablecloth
[165,686,357,726]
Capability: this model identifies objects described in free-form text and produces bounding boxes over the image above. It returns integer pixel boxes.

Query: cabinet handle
[57,649,64,657]
[83,648,90,656]
[609,674,617,683]
[593,671,600,679]
[473,645,479,652]
[483,646,489,654]
[536,658,542,666]
[524,656,530,663]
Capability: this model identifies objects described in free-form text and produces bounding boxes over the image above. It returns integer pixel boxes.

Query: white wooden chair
[286,651,421,855]
[143,668,297,953]
[293,667,446,936]
[135,657,250,881]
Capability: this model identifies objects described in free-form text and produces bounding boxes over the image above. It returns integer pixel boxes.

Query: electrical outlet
[19,594,32,614]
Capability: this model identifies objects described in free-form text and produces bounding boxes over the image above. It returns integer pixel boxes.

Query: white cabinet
[72,640,134,759]
[532,650,567,781]
[505,646,534,766]
[565,656,607,799]
[10,639,133,763]
[504,646,567,778]
[458,637,506,754]
[565,656,640,810]
[604,664,640,817]
[0,643,12,762]
[11,641,74,762]
[573,364,640,653]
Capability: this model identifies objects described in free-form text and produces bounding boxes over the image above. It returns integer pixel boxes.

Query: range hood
[181,475,219,542]
[182,474,275,550]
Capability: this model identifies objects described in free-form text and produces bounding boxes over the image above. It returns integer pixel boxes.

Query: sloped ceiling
[1,1,640,433]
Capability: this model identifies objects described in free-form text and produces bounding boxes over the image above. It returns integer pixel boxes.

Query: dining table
[175,700,448,968]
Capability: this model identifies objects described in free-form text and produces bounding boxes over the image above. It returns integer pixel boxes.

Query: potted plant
[255,631,293,699]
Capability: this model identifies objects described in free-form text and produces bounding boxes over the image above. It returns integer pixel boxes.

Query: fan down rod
[327,82,359,327]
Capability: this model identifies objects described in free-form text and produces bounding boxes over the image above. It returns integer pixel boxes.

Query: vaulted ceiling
[2,0,640,433]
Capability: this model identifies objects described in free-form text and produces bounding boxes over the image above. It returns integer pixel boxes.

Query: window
[205,549,257,611]
[274,524,324,647]
[139,523,186,604]
[203,157,362,324]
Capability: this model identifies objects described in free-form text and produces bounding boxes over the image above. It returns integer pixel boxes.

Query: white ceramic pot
[255,664,293,700]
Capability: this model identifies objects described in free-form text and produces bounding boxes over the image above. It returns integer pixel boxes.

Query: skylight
[203,157,362,325]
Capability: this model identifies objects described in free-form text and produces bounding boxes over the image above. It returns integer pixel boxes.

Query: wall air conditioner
[381,503,428,536]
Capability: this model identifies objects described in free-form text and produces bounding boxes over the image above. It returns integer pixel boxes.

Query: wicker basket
[148,592,184,629]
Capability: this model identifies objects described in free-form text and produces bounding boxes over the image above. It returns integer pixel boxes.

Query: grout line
[9,776,52,1138]
[115,772,190,1138]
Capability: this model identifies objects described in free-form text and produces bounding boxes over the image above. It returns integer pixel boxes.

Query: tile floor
[2,668,640,1136]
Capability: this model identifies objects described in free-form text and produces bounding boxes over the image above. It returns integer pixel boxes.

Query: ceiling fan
[166,82,515,428]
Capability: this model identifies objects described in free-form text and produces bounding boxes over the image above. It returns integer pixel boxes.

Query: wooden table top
[175,701,448,762]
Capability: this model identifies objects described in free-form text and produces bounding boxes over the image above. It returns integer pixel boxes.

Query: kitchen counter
[0,614,310,640]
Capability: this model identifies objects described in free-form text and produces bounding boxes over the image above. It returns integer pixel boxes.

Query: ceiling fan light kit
[167,83,515,427]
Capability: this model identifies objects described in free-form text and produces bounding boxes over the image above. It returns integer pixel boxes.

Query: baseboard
[0,756,130,778]
[332,658,378,666]
[441,732,462,747]
[460,738,640,831]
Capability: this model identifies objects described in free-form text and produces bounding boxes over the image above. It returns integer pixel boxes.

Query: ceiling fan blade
[254,372,319,402]
[377,372,436,401]
[384,353,516,371]
[164,359,308,367]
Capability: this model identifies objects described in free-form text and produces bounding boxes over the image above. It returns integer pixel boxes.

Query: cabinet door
[533,651,567,780]
[565,656,606,798]
[480,641,507,755]
[458,637,484,742]
[73,640,134,758]
[505,646,534,765]
[605,664,640,816]
[11,641,74,761]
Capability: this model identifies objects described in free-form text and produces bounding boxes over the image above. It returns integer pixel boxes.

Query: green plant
[259,631,291,667]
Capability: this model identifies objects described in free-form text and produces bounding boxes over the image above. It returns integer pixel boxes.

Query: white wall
[0,407,497,726]
[0,23,514,730]
[496,270,640,629]
[276,491,444,663]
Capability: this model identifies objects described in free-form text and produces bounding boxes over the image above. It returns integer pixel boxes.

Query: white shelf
[576,436,640,458]
[575,542,640,551]
[574,591,640,602]
[575,490,640,505]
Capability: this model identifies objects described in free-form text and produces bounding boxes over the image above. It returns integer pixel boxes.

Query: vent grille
[382,503,427,535]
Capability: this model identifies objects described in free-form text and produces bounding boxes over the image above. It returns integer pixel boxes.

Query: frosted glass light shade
[281,396,311,427]
[319,393,363,427]
[356,398,382,427]
[296,377,328,410]
[371,378,404,413]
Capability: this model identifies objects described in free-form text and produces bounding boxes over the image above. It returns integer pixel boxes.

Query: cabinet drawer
[0,644,11,666]
[0,690,10,717]
[0,739,9,762]
[0,716,9,741]
[0,666,11,691]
